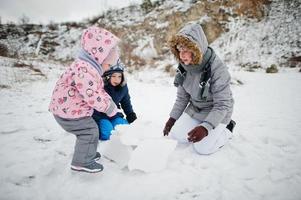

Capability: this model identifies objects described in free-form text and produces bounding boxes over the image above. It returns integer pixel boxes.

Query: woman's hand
[187,126,208,143]
[163,117,176,136]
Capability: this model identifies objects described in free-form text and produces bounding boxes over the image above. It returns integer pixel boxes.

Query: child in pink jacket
[49,26,120,173]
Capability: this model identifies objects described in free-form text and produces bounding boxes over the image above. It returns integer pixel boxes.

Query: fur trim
[168,35,203,65]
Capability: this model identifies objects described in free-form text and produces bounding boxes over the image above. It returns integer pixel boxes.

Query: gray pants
[53,115,99,166]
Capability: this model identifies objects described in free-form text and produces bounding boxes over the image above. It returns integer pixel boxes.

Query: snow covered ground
[0,61,301,200]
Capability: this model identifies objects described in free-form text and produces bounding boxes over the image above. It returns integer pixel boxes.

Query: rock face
[0,0,290,70]
[104,0,270,66]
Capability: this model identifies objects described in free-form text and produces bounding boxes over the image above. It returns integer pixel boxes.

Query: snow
[100,5,146,27]
[163,0,192,13]
[128,138,177,172]
[0,55,301,199]
[133,36,158,61]
[0,0,300,198]
[53,27,82,60]
[102,123,177,172]
[154,21,169,29]
[101,133,133,169]
[211,0,301,69]
[2,0,299,70]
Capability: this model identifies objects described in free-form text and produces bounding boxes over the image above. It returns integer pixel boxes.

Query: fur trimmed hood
[169,23,208,65]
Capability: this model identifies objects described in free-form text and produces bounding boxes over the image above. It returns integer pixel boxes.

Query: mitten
[126,112,137,124]
[163,117,176,136]
[187,126,208,143]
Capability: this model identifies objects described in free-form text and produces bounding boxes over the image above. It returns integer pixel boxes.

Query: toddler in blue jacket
[92,61,137,140]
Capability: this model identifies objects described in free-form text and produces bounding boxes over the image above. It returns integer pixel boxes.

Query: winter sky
[0,0,142,24]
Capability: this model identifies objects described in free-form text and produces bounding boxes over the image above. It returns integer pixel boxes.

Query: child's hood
[81,26,120,65]
[169,23,208,65]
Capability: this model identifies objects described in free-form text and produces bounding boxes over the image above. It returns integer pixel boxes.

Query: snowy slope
[0,59,300,199]
[212,0,301,70]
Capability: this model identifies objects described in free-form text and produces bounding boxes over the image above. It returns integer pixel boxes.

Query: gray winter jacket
[169,23,234,131]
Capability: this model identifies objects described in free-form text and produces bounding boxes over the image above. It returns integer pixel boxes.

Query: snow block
[101,133,133,169]
[101,123,177,172]
[128,138,177,172]
[115,122,162,146]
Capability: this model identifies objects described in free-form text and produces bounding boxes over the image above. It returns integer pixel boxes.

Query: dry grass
[0,43,9,57]
[13,61,46,77]
[0,84,11,89]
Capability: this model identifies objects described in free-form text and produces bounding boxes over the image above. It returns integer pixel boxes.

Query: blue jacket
[92,83,134,121]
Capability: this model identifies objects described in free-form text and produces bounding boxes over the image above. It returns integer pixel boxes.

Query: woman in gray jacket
[163,23,235,154]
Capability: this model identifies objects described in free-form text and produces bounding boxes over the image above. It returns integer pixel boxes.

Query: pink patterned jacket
[49,26,119,119]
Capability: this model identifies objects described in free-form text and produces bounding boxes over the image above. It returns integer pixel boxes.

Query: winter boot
[71,161,104,173]
[226,120,236,133]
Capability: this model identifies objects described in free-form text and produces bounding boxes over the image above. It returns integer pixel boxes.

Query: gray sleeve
[200,62,234,131]
[170,85,190,120]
